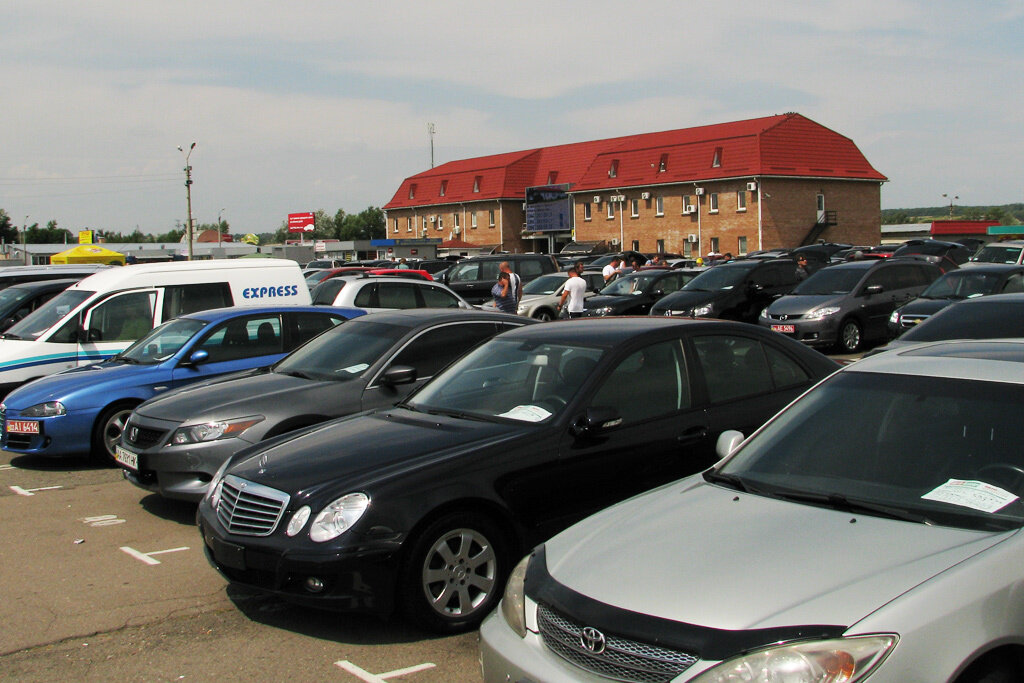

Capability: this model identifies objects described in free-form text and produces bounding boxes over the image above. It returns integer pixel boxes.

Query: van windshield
[2,290,93,340]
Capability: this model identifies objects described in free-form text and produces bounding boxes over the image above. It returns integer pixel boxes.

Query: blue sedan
[0,305,364,462]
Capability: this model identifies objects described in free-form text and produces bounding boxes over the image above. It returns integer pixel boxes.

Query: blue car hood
[3,360,168,410]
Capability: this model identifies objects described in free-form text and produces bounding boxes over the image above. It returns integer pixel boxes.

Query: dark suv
[440,254,558,304]
[650,258,803,323]
[892,239,973,272]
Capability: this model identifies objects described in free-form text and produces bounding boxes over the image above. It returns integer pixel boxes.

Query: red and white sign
[6,420,40,434]
[287,212,315,233]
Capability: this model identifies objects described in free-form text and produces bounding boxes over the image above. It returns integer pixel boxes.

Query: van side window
[162,283,232,319]
[87,291,157,342]
[517,260,544,279]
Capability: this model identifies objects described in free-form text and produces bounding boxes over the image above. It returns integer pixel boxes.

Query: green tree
[0,210,19,244]
[339,206,385,240]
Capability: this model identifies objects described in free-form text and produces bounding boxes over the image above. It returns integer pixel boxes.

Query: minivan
[967,239,1024,266]
[0,259,310,397]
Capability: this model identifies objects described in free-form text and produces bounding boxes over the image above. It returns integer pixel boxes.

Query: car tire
[959,655,1019,683]
[836,318,862,353]
[91,402,137,464]
[533,309,554,322]
[400,511,510,633]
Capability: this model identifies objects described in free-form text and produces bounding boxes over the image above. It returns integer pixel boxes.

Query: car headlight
[805,306,840,321]
[590,306,615,316]
[286,505,312,537]
[501,553,531,638]
[21,401,67,417]
[689,635,897,683]
[692,304,714,317]
[309,492,370,542]
[889,310,900,324]
[206,459,233,509]
[759,307,770,319]
[171,416,264,445]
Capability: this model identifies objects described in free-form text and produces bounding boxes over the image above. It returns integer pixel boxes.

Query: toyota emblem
[580,626,607,654]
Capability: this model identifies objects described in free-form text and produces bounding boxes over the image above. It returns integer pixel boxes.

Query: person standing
[557,269,587,318]
[602,256,622,283]
[795,255,810,281]
[491,272,517,314]
[499,261,522,307]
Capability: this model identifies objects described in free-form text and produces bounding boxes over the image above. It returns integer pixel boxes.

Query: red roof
[384,114,886,210]
[930,220,1001,236]
[439,238,481,249]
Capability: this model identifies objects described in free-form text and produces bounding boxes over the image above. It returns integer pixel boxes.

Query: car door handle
[677,427,708,445]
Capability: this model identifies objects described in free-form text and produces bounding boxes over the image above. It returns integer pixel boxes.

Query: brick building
[382,113,886,257]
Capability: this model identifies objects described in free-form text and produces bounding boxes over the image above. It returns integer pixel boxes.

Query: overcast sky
[2,1,1021,236]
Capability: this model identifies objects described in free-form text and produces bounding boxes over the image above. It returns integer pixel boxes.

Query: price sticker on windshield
[922,479,1019,513]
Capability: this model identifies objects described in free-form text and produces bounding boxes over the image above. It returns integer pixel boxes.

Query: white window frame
[710,237,720,252]
[709,193,719,214]
[655,196,664,216]
[454,213,460,228]
[471,211,478,229]
[737,190,747,212]
[392,218,398,233]
[607,201,615,219]
[584,202,592,221]
[439,180,447,197]
[738,236,748,254]
[630,199,639,218]
[682,194,692,214]
[437,216,444,230]
[489,209,495,227]
[406,217,413,233]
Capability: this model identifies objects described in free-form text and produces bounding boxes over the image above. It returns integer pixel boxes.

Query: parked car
[310,275,471,312]
[479,271,605,320]
[120,310,532,501]
[0,264,111,291]
[307,267,432,290]
[195,318,838,632]
[439,254,558,304]
[0,279,79,333]
[892,239,972,272]
[0,305,362,463]
[582,268,702,317]
[870,292,1024,356]
[650,258,803,323]
[888,264,1024,337]
[967,239,1024,266]
[481,338,1024,683]
[587,252,647,271]
[303,259,346,270]
[759,258,943,352]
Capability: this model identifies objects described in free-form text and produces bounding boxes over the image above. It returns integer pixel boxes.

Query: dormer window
[712,147,722,168]
[409,184,417,199]
[439,180,448,197]
[473,176,481,193]
[547,171,558,184]
[658,154,668,173]
[608,160,618,178]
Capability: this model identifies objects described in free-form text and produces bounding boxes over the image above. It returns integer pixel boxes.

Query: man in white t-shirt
[602,257,622,283]
[557,269,588,318]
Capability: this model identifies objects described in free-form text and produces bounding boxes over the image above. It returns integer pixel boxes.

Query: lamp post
[942,193,958,219]
[218,207,225,247]
[22,215,29,265]
[177,142,196,260]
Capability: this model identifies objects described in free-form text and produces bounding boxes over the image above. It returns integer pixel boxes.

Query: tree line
[882,203,1024,225]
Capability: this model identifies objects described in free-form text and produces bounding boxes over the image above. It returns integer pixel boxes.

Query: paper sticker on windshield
[341,363,369,374]
[921,479,1019,513]
[497,405,551,422]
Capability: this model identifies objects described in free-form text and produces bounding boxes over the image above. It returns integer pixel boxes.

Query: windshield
[0,287,39,316]
[971,245,1023,265]
[920,271,1002,300]
[273,320,404,381]
[791,267,865,295]
[718,371,1024,531]
[522,274,568,296]
[117,318,207,364]
[407,338,605,423]
[902,301,1024,342]
[305,270,334,284]
[3,290,93,340]
[600,272,661,296]
[682,264,753,291]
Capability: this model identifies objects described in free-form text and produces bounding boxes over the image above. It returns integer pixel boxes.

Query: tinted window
[792,267,866,295]
[312,278,346,305]
[121,317,208,364]
[518,259,544,279]
[891,265,928,289]
[274,320,405,381]
[377,282,419,309]
[162,283,232,319]
[694,335,773,403]
[590,340,690,423]
[683,264,755,291]
[198,314,282,362]
[523,274,568,295]
[447,262,480,283]
[764,344,812,389]
[901,301,1024,342]
[290,312,345,347]
[421,285,462,308]
[353,283,377,308]
[6,289,93,341]
[1002,274,1024,294]
[387,323,500,380]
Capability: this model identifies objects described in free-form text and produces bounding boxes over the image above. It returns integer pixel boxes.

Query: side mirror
[716,430,745,459]
[864,284,884,296]
[571,406,622,436]
[651,289,664,297]
[380,364,417,386]
[181,349,210,367]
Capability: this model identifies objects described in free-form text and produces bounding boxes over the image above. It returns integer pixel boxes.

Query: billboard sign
[287,212,315,233]
[78,230,94,244]
[525,184,571,233]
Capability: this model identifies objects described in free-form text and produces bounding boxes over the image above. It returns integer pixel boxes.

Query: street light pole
[218,207,225,247]
[22,215,28,265]
[177,142,196,260]
[942,193,959,219]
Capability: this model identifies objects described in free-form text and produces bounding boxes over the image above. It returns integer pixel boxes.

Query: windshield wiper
[277,369,316,380]
[422,407,491,422]
[0,333,21,340]
[702,469,762,493]
[771,490,933,524]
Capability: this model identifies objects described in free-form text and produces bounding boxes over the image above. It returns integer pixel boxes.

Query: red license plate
[6,420,40,434]
[771,324,796,334]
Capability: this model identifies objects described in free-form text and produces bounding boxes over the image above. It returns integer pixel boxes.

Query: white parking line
[335,660,436,682]
[0,464,14,471]
[9,485,62,496]
[120,546,190,565]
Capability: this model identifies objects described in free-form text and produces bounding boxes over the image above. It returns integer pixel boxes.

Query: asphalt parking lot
[0,452,481,682]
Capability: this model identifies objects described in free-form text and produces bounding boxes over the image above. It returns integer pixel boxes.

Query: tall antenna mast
[427,122,436,168]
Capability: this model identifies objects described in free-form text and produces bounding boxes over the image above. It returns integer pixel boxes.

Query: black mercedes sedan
[197,318,838,633]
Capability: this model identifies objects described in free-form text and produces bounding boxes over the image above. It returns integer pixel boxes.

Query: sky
[1,0,1022,236]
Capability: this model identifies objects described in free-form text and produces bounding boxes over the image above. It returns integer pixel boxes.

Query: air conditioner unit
[641,192,651,200]
[429,216,436,223]
[687,234,698,243]
[610,238,619,245]
[684,205,696,214]
[613,194,626,202]
[694,187,705,196]
[454,226,461,234]
[746,181,758,191]
[593,195,602,204]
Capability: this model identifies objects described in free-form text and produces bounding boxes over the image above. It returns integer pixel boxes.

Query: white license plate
[115,445,138,470]
[5,420,40,434]
[771,324,796,334]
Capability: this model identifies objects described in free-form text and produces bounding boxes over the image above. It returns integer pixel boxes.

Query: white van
[0,259,310,396]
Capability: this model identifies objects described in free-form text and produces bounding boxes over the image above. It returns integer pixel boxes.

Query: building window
[473,176,481,193]
[709,193,719,213]
[409,184,417,199]
[422,217,427,233]
[547,171,558,184]
[392,218,398,233]
[608,160,618,178]
[406,217,413,233]
[437,216,444,230]
[712,147,722,168]
[737,190,747,212]
[657,239,665,253]
[489,209,495,227]
[682,194,692,214]
[684,241,692,257]
[584,203,592,221]
[607,201,615,219]
[630,199,639,218]
[738,236,748,254]
[454,213,460,229]
[658,154,668,173]
[471,212,478,228]
[655,196,664,216]
[710,237,720,253]
[632,240,640,252]
[439,180,447,197]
